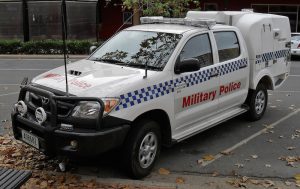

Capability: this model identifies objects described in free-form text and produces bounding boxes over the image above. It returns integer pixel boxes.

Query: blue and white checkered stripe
[173,69,211,88]
[115,81,174,111]
[256,49,290,64]
[274,49,290,59]
[115,58,248,111]
[219,58,248,76]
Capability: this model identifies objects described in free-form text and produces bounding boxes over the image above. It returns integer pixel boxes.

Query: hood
[32,59,146,97]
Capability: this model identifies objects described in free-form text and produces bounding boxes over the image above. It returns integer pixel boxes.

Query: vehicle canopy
[187,11,291,66]
[187,11,291,88]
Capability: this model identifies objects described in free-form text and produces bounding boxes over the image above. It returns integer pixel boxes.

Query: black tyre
[123,119,161,179]
[246,83,268,121]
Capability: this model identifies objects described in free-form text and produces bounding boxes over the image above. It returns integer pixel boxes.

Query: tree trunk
[132,2,140,25]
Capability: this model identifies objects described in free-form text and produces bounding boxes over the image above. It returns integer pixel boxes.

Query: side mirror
[89,46,97,54]
[175,58,200,74]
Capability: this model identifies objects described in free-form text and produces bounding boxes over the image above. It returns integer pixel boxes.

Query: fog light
[16,101,27,116]
[70,140,78,149]
[35,107,47,124]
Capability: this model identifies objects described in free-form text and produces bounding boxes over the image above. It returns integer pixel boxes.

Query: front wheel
[123,119,161,179]
[246,83,268,121]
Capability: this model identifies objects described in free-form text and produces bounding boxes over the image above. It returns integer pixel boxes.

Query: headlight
[71,98,119,119]
[72,101,100,119]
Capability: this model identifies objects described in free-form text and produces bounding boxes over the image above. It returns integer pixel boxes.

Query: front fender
[109,94,174,123]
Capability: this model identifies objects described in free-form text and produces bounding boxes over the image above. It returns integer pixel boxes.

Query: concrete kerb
[79,173,296,189]
[0,54,88,60]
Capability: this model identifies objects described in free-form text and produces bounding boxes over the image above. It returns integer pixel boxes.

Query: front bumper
[11,85,130,157]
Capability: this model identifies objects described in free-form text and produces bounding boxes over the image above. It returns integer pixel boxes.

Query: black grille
[69,70,82,76]
[28,92,75,117]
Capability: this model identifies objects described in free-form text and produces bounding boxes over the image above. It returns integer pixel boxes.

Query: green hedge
[0,40,22,54]
[0,40,101,54]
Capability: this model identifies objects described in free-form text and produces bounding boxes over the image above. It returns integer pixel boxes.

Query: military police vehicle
[12,11,291,178]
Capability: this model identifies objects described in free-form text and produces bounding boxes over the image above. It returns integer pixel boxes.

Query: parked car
[12,11,291,178]
[291,33,300,57]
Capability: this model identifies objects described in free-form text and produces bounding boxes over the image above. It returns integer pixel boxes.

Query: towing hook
[58,157,69,172]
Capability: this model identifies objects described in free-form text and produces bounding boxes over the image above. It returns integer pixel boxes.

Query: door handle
[210,72,219,78]
[239,64,247,69]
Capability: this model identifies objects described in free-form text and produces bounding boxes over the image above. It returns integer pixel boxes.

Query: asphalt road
[0,58,299,182]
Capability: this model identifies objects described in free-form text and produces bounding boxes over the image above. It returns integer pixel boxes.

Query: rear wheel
[246,83,268,121]
[123,119,161,179]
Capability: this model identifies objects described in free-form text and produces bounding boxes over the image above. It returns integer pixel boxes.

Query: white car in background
[291,33,300,56]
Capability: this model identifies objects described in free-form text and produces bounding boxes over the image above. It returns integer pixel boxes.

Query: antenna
[143,60,148,79]
[61,0,69,96]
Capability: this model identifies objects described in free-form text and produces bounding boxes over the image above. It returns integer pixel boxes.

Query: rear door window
[214,31,240,62]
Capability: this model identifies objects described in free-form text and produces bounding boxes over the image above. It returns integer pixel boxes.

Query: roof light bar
[140,17,216,29]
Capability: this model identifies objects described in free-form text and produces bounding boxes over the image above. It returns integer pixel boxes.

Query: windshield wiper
[91,58,162,71]
[92,58,126,64]
[126,63,162,71]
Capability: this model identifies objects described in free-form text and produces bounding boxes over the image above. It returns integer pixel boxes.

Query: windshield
[291,35,300,41]
[89,30,182,71]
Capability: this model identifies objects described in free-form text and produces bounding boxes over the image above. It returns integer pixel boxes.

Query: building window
[204,3,218,11]
[252,4,300,32]
[0,2,23,39]
[252,4,268,13]
[123,12,132,25]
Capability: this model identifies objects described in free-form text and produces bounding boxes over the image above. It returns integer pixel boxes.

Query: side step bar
[174,106,249,143]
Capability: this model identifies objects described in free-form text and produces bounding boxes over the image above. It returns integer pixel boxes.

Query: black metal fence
[0,0,99,41]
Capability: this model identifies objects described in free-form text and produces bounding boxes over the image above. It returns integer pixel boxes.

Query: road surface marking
[0,92,19,97]
[0,59,63,60]
[0,69,49,71]
[271,91,300,93]
[202,108,300,167]
[0,84,20,86]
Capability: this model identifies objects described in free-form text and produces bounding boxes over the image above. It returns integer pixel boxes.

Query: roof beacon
[140,17,216,29]
[241,9,254,13]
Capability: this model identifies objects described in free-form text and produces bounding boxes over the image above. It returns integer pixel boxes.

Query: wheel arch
[251,72,274,90]
[258,75,273,90]
[131,109,172,146]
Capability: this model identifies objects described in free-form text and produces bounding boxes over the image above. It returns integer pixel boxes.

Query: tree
[122,0,200,25]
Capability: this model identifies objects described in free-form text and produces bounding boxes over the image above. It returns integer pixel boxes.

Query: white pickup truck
[12,11,291,178]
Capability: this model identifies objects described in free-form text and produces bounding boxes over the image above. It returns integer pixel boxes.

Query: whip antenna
[61,0,69,96]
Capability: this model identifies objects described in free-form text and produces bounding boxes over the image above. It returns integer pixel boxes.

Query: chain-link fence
[0,1,23,39]
[0,0,98,41]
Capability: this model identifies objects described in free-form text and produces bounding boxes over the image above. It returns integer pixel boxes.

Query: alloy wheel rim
[255,90,266,115]
[138,132,158,169]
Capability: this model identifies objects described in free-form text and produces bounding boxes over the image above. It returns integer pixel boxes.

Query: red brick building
[1,0,299,41]
[99,0,300,39]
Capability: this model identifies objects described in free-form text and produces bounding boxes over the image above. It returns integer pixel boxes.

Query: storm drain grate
[0,168,32,189]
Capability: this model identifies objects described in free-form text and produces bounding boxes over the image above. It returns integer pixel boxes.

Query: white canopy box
[187,11,291,89]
